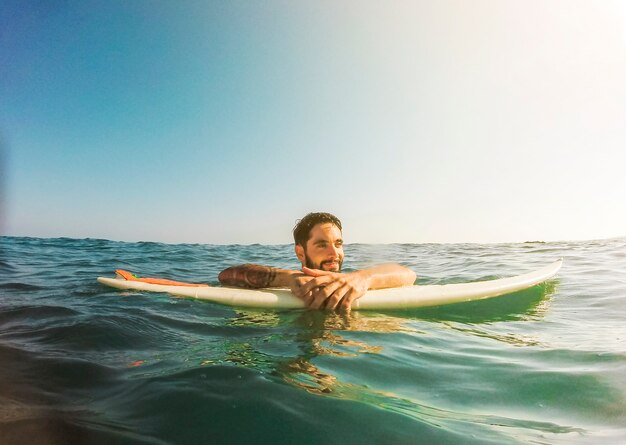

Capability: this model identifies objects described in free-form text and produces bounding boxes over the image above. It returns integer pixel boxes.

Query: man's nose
[327,244,339,256]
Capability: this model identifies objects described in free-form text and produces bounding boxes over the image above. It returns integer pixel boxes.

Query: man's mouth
[321,261,339,270]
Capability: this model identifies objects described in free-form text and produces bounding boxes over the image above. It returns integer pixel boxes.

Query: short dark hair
[293,212,342,247]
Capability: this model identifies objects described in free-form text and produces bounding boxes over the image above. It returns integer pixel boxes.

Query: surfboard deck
[97,259,562,310]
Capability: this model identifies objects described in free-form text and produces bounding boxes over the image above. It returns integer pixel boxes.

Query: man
[218,212,416,310]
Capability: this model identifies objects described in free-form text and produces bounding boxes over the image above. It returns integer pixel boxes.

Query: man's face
[296,223,344,272]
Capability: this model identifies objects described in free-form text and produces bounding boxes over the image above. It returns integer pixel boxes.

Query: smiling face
[295,222,344,272]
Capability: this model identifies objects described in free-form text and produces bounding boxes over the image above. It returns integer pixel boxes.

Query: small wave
[0,260,17,272]
[0,306,81,331]
[3,313,186,353]
[0,283,45,291]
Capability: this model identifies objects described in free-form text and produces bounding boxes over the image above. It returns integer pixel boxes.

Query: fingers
[323,284,351,310]
[307,280,343,309]
[293,275,322,306]
[338,288,357,312]
[302,267,333,277]
[288,274,313,295]
[304,284,355,311]
[295,273,363,311]
[298,275,334,297]
[294,276,315,289]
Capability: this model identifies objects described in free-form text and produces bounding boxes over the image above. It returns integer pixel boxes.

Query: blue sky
[2,1,625,244]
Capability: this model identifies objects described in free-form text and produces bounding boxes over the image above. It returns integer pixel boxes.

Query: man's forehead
[308,223,342,240]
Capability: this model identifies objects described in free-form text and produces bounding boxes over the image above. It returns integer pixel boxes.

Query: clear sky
[1,0,625,244]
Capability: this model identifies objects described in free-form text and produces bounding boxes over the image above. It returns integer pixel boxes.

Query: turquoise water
[0,236,624,444]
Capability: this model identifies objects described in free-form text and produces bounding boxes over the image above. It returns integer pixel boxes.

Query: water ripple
[1,235,625,444]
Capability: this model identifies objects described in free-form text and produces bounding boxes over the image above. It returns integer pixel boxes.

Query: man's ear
[295,244,305,266]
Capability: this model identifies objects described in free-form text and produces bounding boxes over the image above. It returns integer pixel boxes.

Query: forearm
[356,264,416,290]
[218,264,300,288]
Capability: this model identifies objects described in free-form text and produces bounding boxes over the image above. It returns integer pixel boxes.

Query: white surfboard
[97,259,562,310]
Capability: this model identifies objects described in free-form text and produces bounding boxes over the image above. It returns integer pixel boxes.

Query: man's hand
[286,273,316,297]
[295,267,372,311]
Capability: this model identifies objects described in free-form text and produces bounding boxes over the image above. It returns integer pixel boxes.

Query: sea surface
[0,236,625,445]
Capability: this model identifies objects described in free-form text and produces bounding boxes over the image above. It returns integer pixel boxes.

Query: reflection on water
[435,281,558,348]
[3,235,625,444]
[214,280,556,397]
[190,280,571,443]
[279,357,337,395]
[270,319,587,445]
[227,308,419,333]
[443,322,543,347]
[227,311,282,328]
[403,280,558,324]
[218,310,416,394]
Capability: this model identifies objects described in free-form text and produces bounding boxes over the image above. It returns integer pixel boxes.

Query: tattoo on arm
[218,264,277,289]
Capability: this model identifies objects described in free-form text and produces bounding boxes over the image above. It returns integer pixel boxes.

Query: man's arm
[297,264,416,310]
[336,263,416,290]
[218,264,305,289]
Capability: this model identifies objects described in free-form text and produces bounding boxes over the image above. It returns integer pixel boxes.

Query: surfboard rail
[97,259,562,310]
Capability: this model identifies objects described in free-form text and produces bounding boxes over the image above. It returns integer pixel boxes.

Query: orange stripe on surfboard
[115,270,209,287]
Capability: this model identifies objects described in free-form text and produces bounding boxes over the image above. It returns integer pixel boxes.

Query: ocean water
[0,236,625,445]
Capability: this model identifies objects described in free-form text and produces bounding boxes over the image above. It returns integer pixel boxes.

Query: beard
[304,253,342,272]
